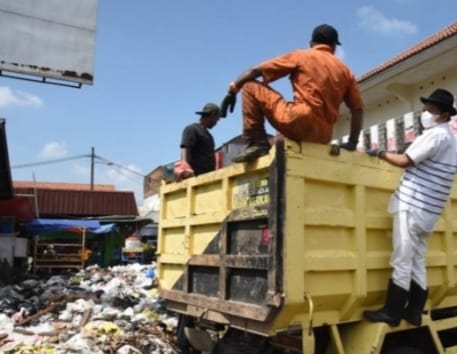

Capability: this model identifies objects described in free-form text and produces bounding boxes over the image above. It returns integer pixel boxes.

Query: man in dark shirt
[180,103,221,176]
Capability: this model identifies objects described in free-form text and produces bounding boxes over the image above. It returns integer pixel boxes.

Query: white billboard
[0,0,98,86]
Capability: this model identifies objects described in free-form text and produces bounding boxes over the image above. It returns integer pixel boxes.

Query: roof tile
[13,181,115,191]
[358,22,457,82]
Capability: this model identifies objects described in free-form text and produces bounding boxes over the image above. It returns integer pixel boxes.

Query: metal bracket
[302,292,316,354]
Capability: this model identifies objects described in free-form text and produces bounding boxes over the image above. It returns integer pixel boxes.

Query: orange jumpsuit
[241,44,364,143]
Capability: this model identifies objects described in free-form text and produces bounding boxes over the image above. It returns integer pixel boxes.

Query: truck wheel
[176,315,202,354]
[383,346,424,354]
[210,328,274,354]
[211,342,274,354]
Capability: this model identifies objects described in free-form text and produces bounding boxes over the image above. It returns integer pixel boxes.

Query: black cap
[420,88,457,116]
[311,24,341,46]
[195,103,222,117]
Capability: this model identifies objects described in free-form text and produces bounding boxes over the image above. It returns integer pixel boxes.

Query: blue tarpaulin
[26,218,116,234]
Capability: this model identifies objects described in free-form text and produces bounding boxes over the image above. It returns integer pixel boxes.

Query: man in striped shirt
[364,88,457,327]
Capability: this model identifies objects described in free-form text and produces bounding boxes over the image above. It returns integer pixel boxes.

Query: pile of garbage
[0,263,178,353]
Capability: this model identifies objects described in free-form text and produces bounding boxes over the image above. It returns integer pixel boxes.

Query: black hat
[420,89,457,116]
[195,103,221,117]
[311,24,341,46]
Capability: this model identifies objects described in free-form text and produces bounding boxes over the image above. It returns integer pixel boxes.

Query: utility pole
[90,146,95,191]
[32,172,39,217]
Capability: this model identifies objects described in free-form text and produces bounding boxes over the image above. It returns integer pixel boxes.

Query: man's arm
[340,75,364,151]
[221,66,263,117]
[378,151,414,168]
[181,147,191,163]
[340,108,364,151]
[222,52,298,117]
[231,66,263,92]
[349,108,363,143]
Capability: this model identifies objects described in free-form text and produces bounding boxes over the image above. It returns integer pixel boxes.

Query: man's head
[420,89,456,125]
[196,102,221,129]
[310,24,341,51]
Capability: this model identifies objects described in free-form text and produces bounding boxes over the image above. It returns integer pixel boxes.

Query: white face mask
[420,110,440,129]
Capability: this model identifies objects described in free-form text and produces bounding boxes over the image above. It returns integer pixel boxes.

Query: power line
[94,155,145,177]
[10,150,146,186]
[11,154,89,169]
[103,164,145,185]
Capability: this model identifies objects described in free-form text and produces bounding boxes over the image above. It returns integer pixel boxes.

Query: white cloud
[72,163,90,177]
[69,161,144,204]
[357,5,417,35]
[0,86,43,108]
[38,141,68,160]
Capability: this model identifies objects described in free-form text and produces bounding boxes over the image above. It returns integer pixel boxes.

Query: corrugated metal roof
[358,21,457,82]
[14,188,138,217]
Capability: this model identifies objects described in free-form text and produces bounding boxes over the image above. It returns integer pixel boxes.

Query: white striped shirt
[389,122,457,232]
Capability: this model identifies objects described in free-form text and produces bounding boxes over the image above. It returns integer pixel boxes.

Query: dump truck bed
[158,140,457,336]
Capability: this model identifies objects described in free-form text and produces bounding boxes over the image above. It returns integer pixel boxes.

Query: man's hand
[173,160,194,182]
[220,91,237,117]
[366,149,386,158]
[339,140,358,151]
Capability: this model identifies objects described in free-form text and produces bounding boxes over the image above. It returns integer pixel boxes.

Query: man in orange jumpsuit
[221,24,364,162]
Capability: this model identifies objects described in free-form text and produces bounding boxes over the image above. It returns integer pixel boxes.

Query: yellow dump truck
[158,140,457,354]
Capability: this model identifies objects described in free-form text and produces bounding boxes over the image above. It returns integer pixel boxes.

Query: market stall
[26,219,115,272]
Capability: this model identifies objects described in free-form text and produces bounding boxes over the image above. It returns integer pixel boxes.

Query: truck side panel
[272,141,457,333]
[158,141,457,338]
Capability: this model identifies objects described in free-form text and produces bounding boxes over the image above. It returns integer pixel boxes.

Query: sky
[3,0,457,206]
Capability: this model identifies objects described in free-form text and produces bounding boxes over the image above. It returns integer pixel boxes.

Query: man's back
[261,45,361,125]
[180,123,215,175]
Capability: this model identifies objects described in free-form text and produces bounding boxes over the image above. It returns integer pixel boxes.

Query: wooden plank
[162,289,272,322]
[36,253,82,257]
[36,243,83,247]
[35,259,81,263]
[224,255,269,270]
[34,265,82,269]
[188,255,221,267]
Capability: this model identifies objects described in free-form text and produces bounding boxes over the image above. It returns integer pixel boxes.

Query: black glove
[366,149,386,158]
[220,91,237,117]
[339,140,358,151]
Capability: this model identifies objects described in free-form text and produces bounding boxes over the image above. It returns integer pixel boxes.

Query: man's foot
[232,144,270,163]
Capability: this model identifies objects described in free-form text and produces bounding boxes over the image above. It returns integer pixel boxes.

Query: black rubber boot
[403,281,428,326]
[363,279,408,326]
[232,141,270,163]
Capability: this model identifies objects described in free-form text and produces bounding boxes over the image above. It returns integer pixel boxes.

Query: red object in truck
[215,151,223,169]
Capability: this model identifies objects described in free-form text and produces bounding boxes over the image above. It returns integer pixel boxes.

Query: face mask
[420,111,440,129]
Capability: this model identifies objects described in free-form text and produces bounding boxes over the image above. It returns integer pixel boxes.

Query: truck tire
[176,315,202,354]
[383,346,424,354]
[211,342,274,354]
[210,328,274,354]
